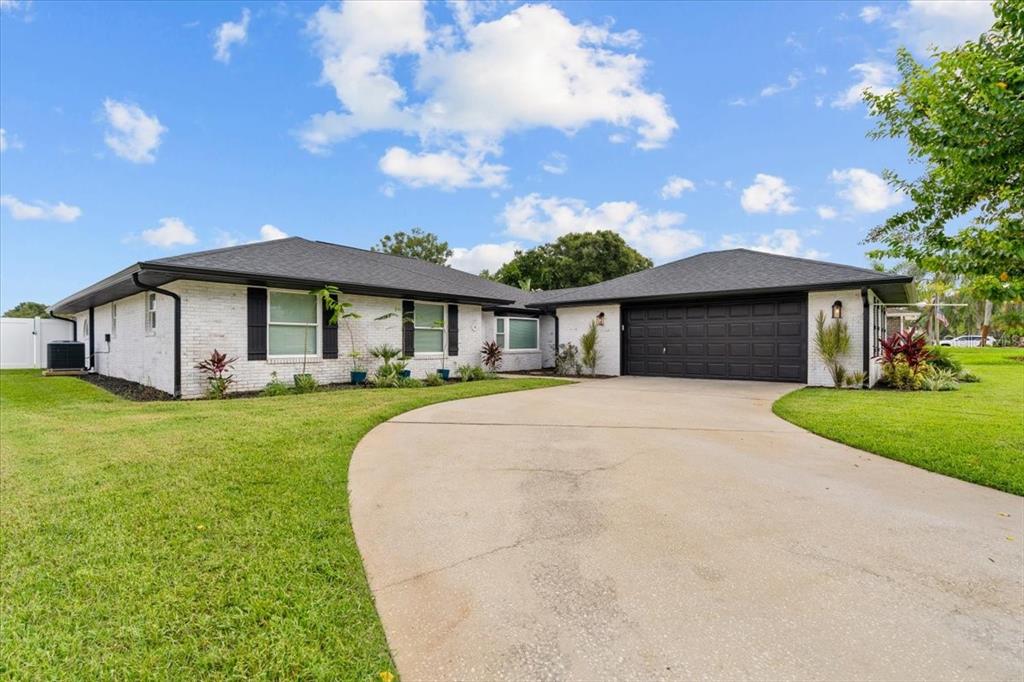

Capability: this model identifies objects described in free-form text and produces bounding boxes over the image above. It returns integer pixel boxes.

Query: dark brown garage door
[624,295,807,382]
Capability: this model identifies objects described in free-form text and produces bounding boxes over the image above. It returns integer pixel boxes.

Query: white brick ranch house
[49,238,913,398]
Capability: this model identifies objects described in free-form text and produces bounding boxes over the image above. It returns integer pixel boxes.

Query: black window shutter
[247,287,268,361]
[401,300,415,357]
[447,304,459,356]
[322,293,339,359]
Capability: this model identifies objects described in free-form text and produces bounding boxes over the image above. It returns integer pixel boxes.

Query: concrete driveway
[350,377,1023,681]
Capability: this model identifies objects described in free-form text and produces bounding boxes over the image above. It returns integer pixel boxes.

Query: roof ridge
[149,236,306,264]
[728,247,892,276]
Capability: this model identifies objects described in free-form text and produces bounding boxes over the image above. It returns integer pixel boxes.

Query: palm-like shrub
[195,349,237,398]
[480,341,503,371]
[879,328,932,390]
[580,321,599,376]
[813,311,851,387]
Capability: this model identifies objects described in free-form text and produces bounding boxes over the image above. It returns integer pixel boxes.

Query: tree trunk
[979,299,993,347]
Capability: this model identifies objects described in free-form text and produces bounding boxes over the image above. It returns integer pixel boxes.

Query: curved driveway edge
[350,377,1023,681]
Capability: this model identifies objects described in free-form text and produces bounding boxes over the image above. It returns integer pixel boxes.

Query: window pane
[270,292,317,323]
[414,328,443,353]
[269,325,317,355]
[415,303,444,329]
[496,318,505,333]
[509,319,538,349]
[496,333,505,348]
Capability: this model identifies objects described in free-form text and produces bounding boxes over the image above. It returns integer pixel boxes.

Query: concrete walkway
[350,377,1023,681]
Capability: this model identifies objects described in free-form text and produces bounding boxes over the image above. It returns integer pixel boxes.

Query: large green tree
[492,231,653,290]
[864,0,1023,324]
[371,227,452,265]
[3,301,50,318]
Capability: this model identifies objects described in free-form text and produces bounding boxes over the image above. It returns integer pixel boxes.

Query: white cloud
[719,229,825,259]
[760,70,803,97]
[258,224,288,241]
[860,5,882,23]
[740,174,798,215]
[892,0,994,55]
[0,194,81,222]
[300,2,675,183]
[102,99,166,163]
[728,96,751,107]
[831,61,897,109]
[830,168,903,212]
[608,132,628,144]
[378,146,507,189]
[0,128,23,152]
[540,152,568,175]
[448,240,520,274]
[379,183,396,198]
[660,176,696,199]
[816,205,838,220]
[502,193,702,261]
[214,7,251,63]
[140,217,197,247]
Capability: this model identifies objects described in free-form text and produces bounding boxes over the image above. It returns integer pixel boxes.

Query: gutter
[861,287,870,388]
[48,313,77,341]
[132,273,181,399]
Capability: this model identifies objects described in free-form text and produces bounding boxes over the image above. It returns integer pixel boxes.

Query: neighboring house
[50,238,912,398]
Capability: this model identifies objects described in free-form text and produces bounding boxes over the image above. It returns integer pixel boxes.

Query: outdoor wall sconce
[832,300,843,319]
[596,312,606,326]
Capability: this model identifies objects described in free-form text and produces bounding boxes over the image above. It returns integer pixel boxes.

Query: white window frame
[413,301,446,357]
[144,293,157,336]
[496,316,539,353]
[267,289,321,360]
[111,302,118,339]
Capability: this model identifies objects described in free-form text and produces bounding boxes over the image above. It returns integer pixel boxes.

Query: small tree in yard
[580,320,599,376]
[480,341,503,371]
[196,349,237,398]
[813,311,851,387]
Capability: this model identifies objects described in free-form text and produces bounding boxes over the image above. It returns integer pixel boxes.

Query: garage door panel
[624,295,807,382]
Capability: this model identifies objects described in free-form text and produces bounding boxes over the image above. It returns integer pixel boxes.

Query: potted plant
[348,350,367,385]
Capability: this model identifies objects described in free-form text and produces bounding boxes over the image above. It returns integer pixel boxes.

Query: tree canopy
[864,0,1023,302]
[490,231,653,290]
[3,301,50,318]
[371,228,452,265]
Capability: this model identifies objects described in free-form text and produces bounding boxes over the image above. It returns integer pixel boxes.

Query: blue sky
[0,0,994,311]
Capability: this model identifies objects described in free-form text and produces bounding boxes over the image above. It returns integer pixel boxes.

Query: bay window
[268,291,318,356]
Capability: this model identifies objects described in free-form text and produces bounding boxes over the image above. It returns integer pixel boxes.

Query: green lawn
[773,348,1024,495]
[0,371,567,679]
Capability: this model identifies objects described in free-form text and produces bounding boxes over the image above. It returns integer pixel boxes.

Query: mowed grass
[773,348,1024,495]
[0,371,568,679]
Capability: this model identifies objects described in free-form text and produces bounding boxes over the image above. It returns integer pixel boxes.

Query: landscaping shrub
[580,320,599,376]
[843,371,867,388]
[422,372,445,387]
[457,364,487,382]
[927,345,963,373]
[879,328,931,390]
[195,349,237,399]
[813,311,851,388]
[922,368,961,391]
[263,371,290,397]
[480,341,503,371]
[957,368,981,383]
[293,373,319,393]
[555,342,582,376]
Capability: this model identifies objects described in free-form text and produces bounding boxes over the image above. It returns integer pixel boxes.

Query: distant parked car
[939,335,997,347]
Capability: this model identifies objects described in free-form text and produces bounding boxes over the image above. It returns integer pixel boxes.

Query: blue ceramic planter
[436,368,450,380]
[351,371,367,384]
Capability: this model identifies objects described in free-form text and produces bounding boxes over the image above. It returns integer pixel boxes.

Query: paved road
[350,377,1023,681]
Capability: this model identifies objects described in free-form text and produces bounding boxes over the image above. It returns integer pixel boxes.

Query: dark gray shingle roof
[148,237,525,303]
[523,249,913,307]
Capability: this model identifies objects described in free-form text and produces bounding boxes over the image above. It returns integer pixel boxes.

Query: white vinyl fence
[0,317,76,369]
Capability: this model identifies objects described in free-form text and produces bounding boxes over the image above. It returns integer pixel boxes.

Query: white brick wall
[81,280,497,398]
[807,289,864,387]
[77,292,175,394]
[556,305,621,376]
[540,315,556,368]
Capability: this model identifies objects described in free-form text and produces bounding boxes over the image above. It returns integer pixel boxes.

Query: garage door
[624,295,807,382]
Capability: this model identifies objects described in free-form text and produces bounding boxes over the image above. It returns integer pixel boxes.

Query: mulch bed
[80,374,173,401]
